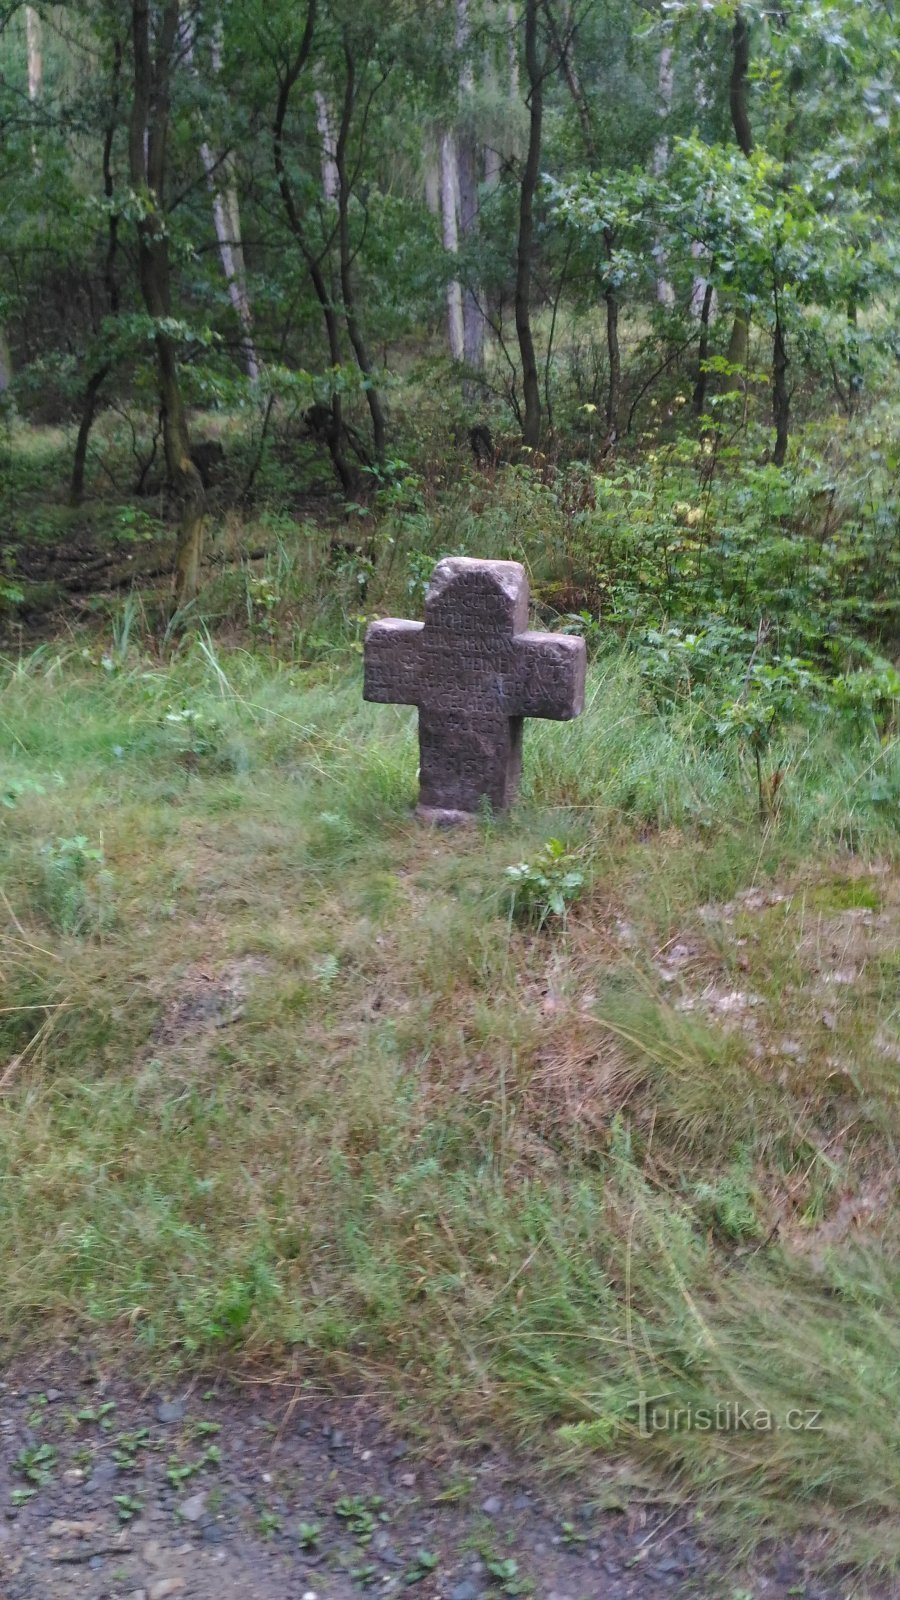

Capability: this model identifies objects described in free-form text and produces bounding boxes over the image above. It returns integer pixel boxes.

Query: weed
[113,1428,151,1469]
[485,1554,532,1596]
[166,1445,221,1487]
[404,1549,439,1584]
[334,1494,387,1543]
[77,1401,117,1429]
[114,1493,143,1523]
[505,838,586,928]
[559,1520,587,1547]
[15,1443,56,1486]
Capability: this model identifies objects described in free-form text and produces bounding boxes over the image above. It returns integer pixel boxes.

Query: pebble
[178,1491,207,1523]
[450,1584,479,1600]
[89,1555,105,1570]
[480,1494,503,1516]
[398,1471,416,1487]
[201,1522,224,1545]
[511,1493,531,1510]
[86,1459,119,1491]
[156,1399,185,1425]
[148,1581,186,1600]
[128,1591,147,1600]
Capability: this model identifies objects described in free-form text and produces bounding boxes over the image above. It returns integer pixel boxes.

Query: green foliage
[38,835,114,937]
[689,1157,763,1244]
[505,839,586,928]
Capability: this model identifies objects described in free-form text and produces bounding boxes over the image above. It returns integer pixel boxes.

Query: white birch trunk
[25,5,42,171]
[440,131,464,362]
[185,17,259,380]
[456,0,484,386]
[314,87,339,204]
[507,1,519,97]
[653,46,674,306]
[689,69,717,321]
[25,6,42,102]
[690,241,717,320]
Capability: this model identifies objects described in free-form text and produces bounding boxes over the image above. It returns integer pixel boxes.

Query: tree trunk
[727,309,750,373]
[25,5,42,102]
[314,85,339,202]
[129,0,206,604]
[440,130,464,361]
[335,39,387,461]
[652,45,674,306]
[424,141,440,214]
[507,2,519,97]
[70,39,123,506]
[726,8,752,376]
[730,9,753,159]
[602,284,614,441]
[516,0,543,449]
[455,0,484,396]
[692,280,715,416]
[271,2,354,490]
[847,296,861,415]
[71,368,110,505]
[458,139,485,387]
[183,16,259,382]
[772,300,789,466]
[10,5,44,377]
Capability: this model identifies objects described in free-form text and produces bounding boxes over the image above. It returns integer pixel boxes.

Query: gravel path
[0,1356,873,1600]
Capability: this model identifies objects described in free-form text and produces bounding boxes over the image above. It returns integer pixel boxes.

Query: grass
[0,628,898,1580]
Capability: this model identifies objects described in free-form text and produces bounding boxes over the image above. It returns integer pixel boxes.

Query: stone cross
[364,557,587,822]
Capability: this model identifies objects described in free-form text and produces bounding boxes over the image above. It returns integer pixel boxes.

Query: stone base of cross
[364,557,587,822]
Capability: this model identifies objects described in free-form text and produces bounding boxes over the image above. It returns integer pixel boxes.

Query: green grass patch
[0,638,897,1574]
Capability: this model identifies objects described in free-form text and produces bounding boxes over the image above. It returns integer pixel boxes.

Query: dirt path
[0,1356,867,1600]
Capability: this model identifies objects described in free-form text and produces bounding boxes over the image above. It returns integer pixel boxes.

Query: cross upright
[364,557,587,822]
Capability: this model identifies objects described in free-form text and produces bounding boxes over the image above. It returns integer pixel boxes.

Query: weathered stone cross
[364,557,587,822]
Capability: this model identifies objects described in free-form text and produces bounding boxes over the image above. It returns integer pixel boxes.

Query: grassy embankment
[1,612,897,1572]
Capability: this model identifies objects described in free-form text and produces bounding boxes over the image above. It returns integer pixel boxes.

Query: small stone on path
[178,1491,207,1523]
[480,1495,503,1516]
[156,1399,186,1424]
[148,1581,186,1600]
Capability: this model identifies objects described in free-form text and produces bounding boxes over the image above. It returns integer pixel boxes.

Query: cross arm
[512,632,587,720]
[363,618,424,706]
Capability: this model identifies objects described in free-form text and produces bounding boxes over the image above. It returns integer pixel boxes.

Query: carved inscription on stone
[364,557,587,820]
